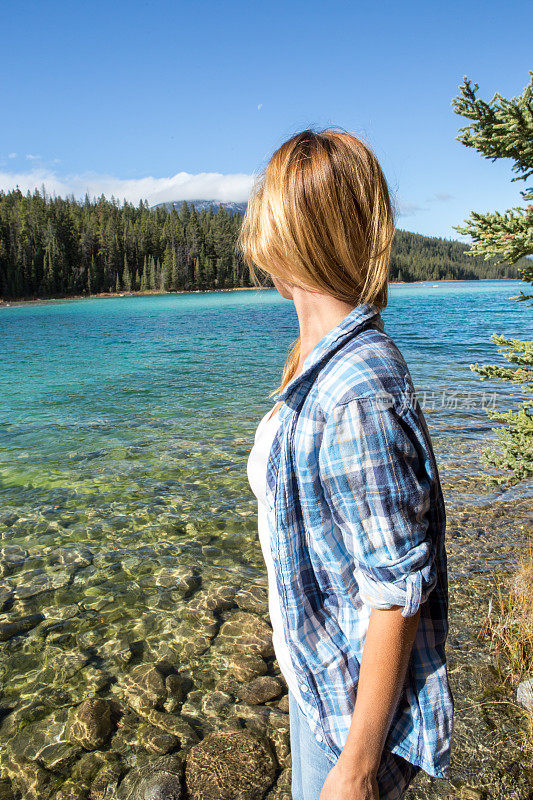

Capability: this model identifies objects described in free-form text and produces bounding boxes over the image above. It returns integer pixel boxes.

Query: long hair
[236,127,396,397]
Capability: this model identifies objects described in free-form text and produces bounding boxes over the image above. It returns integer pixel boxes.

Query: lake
[1,280,530,519]
[0,279,531,798]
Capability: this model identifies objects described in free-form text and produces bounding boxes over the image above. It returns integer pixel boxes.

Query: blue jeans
[289,689,336,799]
[288,690,420,800]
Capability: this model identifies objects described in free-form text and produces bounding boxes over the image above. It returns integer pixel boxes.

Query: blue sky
[0,0,531,239]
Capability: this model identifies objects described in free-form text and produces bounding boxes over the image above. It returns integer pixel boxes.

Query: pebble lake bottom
[0,280,531,798]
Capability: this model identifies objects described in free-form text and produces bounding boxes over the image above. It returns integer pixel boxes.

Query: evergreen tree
[140,257,148,291]
[452,72,533,485]
[149,256,156,290]
[43,248,54,295]
[89,254,97,294]
[452,71,533,295]
[122,255,132,292]
[194,255,201,287]
[171,249,179,290]
[162,246,173,290]
[155,260,164,291]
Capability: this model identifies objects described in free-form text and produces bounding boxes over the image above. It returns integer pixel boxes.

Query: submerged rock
[0,512,19,528]
[265,766,292,800]
[276,694,290,713]
[13,568,70,599]
[95,636,134,666]
[6,709,81,774]
[53,780,90,800]
[225,650,268,682]
[117,755,183,800]
[4,758,62,800]
[0,780,15,800]
[217,611,274,658]
[138,723,179,755]
[67,699,114,750]
[122,664,167,713]
[185,729,276,799]
[164,673,183,712]
[148,566,201,595]
[186,583,238,615]
[234,585,268,616]
[0,585,13,611]
[142,710,199,750]
[0,612,44,641]
[41,604,80,621]
[200,690,233,718]
[236,676,284,705]
[90,760,125,800]
[46,546,93,569]
[0,545,27,572]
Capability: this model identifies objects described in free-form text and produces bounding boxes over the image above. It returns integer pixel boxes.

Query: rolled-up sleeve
[318,395,437,618]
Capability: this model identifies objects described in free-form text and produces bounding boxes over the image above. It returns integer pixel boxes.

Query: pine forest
[0,190,526,301]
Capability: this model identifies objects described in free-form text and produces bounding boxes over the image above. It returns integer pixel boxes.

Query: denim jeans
[289,689,336,799]
[288,690,420,800]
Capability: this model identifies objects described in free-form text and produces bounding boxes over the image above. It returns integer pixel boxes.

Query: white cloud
[428,192,454,203]
[8,152,17,159]
[396,193,454,216]
[26,153,41,161]
[396,200,423,217]
[0,167,256,204]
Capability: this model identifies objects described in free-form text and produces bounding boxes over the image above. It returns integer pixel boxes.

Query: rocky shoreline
[0,475,532,799]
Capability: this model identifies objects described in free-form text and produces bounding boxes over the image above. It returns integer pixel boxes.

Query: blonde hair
[236,127,396,397]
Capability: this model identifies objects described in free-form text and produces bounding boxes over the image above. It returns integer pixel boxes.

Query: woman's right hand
[318,757,379,800]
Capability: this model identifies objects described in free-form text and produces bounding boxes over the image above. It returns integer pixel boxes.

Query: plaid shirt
[265,301,454,778]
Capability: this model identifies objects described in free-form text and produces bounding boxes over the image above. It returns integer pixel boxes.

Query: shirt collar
[272,301,384,403]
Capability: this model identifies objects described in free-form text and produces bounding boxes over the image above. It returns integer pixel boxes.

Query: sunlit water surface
[0,280,531,709]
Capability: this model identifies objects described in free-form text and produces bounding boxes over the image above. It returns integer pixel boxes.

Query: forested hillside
[0,190,524,300]
[390,229,521,282]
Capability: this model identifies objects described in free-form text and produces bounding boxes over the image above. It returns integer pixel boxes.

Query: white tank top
[247,407,305,710]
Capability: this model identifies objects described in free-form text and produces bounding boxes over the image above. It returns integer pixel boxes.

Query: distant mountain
[153,199,248,216]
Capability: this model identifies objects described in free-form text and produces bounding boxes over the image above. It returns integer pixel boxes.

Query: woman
[240,128,454,800]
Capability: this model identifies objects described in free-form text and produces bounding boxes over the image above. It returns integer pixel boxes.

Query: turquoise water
[0,278,530,528]
[1,279,530,480]
[0,279,530,782]
[0,280,530,548]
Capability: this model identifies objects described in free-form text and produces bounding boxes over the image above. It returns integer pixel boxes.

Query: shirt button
[299,683,308,692]
[315,733,323,742]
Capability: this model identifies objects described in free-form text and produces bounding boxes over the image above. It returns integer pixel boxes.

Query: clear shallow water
[0,280,531,796]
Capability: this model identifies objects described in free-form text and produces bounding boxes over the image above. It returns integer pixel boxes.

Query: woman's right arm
[317,394,437,619]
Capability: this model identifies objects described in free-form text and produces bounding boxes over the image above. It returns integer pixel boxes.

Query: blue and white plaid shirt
[265,301,454,778]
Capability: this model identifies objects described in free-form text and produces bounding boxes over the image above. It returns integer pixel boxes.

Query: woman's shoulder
[313,325,415,416]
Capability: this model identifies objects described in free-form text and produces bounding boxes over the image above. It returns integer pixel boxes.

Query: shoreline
[0,277,521,308]
[0,287,254,308]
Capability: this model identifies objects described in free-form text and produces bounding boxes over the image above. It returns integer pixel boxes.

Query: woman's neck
[291,286,357,370]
